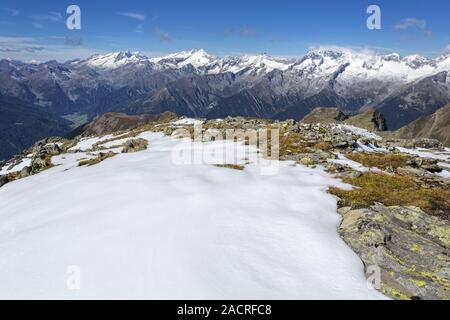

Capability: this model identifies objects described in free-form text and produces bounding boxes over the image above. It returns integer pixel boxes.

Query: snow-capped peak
[81,51,149,69]
[150,49,217,69]
[74,48,450,78]
[234,54,294,73]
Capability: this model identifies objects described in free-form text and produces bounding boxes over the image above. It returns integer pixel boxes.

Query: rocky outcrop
[122,139,149,153]
[0,174,13,188]
[338,205,449,300]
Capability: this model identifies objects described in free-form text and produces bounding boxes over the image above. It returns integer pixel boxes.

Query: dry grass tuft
[329,172,450,216]
[78,152,117,167]
[346,152,411,169]
[278,131,310,157]
[314,141,333,151]
[213,164,245,170]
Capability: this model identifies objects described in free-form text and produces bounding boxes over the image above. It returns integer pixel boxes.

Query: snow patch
[0,132,385,299]
[333,124,382,141]
[172,118,205,126]
[0,158,31,175]
[396,147,450,161]
[328,154,370,172]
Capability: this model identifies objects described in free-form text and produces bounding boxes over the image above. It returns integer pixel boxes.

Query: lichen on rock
[337,204,449,300]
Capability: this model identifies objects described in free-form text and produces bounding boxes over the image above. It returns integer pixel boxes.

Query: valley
[1,48,450,160]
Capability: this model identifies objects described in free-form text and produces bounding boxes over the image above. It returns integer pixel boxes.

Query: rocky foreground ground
[0,114,448,300]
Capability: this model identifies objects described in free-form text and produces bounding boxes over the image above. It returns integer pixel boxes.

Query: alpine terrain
[0,113,448,299]
[1,48,450,160]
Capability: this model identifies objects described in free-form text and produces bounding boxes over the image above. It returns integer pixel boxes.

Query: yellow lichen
[410,278,427,288]
[410,243,421,253]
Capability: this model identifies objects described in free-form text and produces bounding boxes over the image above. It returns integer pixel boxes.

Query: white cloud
[0,36,102,62]
[393,18,432,36]
[1,8,19,16]
[135,23,144,34]
[240,26,256,37]
[117,12,146,21]
[31,12,62,22]
[155,28,171,42]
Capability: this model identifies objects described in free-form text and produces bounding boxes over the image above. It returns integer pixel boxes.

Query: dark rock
[0,175,11,188]
[19,166,32,178]
[407,157,442,173]
[372,110,387,131]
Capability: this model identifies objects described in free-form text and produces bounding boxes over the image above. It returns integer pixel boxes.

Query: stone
[19,166,32,178]
[338,204,450,300]
[0,175,11,188]
[122,139,148,153]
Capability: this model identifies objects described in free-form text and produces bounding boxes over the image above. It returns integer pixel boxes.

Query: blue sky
[0,0,449,61]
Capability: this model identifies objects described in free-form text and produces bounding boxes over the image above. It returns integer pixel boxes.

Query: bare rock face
[372,110,388,131]
[338,205,450,300]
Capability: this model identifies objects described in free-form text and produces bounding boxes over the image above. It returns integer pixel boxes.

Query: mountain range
[1,48,449,160]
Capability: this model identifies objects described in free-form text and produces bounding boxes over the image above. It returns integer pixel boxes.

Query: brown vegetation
[346,152,411,169]
[329,172,450,217]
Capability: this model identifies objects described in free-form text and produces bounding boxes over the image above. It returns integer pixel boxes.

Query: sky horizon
[0,0,449,62]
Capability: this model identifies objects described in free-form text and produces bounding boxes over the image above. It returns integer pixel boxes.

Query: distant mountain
[73,111,178,137]
[374,71,450,130]
[0,95,70,160]
[393,103,450,147]
[300,107,348,124]
[1,48,450,158]
[300,107,387,132]
[344,109,387,131]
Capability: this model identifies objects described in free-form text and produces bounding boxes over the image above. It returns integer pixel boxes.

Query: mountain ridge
[1,48,449,160]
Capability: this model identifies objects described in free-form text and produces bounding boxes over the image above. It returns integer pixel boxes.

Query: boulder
[338,204,450,300]
[122,139,148,153]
